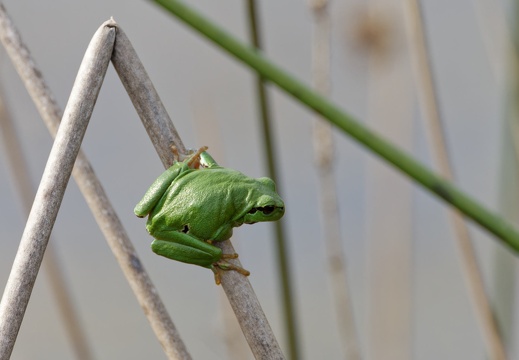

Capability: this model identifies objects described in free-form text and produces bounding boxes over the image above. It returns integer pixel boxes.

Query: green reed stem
[151,0,519,254]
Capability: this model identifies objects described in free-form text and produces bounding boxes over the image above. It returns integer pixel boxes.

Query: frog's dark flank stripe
[150,0,519,254]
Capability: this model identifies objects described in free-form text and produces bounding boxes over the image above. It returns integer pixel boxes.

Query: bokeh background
[0,0,517,359]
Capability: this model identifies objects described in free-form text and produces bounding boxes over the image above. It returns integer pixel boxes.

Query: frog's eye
[261,206,275,215]
[248,206,276,216]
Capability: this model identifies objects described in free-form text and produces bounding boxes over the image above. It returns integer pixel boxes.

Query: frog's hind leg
[151,230,222,268]
[151,229,250,285]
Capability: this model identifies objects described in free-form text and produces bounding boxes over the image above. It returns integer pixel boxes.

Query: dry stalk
[0,6,283,357]
[190,99,252,360]
[0,11,190,360]
[111,25,285,360]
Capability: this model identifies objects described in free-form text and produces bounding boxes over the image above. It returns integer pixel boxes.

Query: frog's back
[146,167,258,239]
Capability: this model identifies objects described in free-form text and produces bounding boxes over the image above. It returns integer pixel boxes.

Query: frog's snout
[245,197,285,223]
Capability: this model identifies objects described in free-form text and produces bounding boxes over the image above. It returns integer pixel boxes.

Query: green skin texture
[134,151,285,271]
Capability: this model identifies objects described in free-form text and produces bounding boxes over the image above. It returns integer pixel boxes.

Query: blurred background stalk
[474,0,519,354]
[359,2,413,358]
[309,0,361,359]
[0,85,93,360]
[403,0,506,358]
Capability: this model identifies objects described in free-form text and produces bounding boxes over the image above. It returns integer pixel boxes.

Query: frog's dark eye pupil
[182,225,189,233]
[249,206,276,215]
[261,206,275,215]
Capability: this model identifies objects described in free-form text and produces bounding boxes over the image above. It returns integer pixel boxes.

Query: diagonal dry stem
[0,5,285,357]
[0,10,191,360]
[111,25,285,360]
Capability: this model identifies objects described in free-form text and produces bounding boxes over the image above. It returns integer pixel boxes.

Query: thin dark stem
[245,2,300,359]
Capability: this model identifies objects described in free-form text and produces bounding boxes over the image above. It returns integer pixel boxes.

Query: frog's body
[134,148,285,280]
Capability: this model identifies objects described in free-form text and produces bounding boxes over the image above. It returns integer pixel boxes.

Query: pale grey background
[0,0,516,359]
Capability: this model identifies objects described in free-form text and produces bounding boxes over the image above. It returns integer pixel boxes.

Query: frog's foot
[211,260,250,285]
[170,145,209,166]
[186,146,209,169]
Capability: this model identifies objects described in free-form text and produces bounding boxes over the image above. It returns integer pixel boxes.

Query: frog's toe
[211,267,222,285]
[213,260,250,280]
[221,253,239,260]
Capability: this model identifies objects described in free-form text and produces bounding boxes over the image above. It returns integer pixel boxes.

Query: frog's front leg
[134,163,187,218]
[151,231,250,284]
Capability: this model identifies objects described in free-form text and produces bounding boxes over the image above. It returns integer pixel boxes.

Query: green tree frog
[134,147,285,284]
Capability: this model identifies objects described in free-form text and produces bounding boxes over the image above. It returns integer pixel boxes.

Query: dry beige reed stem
[404,1,507,358]
[0,6,283,358]
[0,13,191,360]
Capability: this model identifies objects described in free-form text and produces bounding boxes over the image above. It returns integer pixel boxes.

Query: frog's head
[243,177,285,224]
